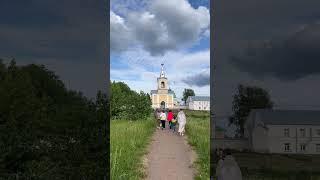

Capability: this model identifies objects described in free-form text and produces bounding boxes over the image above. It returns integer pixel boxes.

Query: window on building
[284,128,290,137]
[199,107,201,110]
[284,143,291,152]
[316,144,320,152]
[300,144,306,152]
[300,128,306,137]
[161,82,165,88]
[317,129,320,136]
[204,107,206,110]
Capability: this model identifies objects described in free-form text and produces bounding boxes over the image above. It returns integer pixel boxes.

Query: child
[171,114,177,132]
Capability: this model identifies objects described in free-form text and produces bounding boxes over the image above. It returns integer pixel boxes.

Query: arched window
[161,81,165,88]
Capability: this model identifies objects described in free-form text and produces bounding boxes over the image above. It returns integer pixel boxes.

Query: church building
[150,64,175,109]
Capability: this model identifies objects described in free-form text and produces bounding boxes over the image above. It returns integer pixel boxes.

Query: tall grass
[185,110,210,180]
[110,116,155,180]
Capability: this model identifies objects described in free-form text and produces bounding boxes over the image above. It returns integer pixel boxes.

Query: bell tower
[157,63,168,94]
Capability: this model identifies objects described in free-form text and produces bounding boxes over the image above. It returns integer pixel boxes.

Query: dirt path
[144,123,197,180]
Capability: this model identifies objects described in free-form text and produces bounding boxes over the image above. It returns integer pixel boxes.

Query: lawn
[185,110,210,180]
[110,116,155,180]
[232,151,320,179]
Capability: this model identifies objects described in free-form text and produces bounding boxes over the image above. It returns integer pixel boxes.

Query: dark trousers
[161,120,166,129]
[171,123,176,132]
[168,121,172,129]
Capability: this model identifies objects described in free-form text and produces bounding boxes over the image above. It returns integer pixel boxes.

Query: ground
[144,123,197,180]
[111,110,210,180]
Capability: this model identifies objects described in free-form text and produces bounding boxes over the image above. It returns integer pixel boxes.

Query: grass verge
[185,110,210,180]
[110,116,155,180]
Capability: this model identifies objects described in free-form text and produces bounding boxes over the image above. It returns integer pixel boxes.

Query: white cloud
[110,11,133,52]
[111,48,210,98]
[110,0,210,55]
[110,0,210,98]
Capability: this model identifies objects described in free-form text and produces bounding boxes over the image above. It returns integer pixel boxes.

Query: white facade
[186,96,210,111]
[251,124,320,154]
[245,109,320,154]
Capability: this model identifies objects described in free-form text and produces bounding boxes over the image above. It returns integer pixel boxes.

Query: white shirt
[160,112,166,120]
[177,111,186,124]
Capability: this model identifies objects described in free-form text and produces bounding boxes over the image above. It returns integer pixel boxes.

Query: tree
[229,84,273,137]
[0,61,107,179]
[182,88,195,104]
[110,81,152,120]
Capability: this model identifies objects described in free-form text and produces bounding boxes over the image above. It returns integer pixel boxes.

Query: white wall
[252,126,269,153]
[264,125,320,154]
[188,100,210,110]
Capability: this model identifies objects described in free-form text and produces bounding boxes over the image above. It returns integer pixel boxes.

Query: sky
[0,0,107,99]
[213,0,320,118]
[110,0,210,100]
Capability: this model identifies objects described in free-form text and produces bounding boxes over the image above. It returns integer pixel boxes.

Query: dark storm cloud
[230,23,320,81]
[212,0,320,116]
[0,0,107,98]
[182,70,209,87]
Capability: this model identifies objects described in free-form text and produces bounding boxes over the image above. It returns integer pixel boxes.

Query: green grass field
[110,117,155,180]
[185,110,210,180]
[232,151,320,179]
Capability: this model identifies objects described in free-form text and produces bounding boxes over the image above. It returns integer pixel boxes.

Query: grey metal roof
[250,109,320,125]
[187,96,210,102]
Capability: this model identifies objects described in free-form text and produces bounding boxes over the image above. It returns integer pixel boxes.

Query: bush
[110,81,152,120]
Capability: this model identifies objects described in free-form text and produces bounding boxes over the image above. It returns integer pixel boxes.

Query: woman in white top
[177,109,186,136]
[159,110,167,130]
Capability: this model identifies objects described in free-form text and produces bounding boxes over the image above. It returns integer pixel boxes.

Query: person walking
[167,110,174,129]
[156,110,161,129]
[177,109,186,136]
[217,149,242,180]
[171,114,177,133]
[159,110,167,130]
[215,148,225,180]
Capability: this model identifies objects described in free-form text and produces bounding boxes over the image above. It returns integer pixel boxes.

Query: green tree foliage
[229,84,273,137]
[110,81,152,120]
[0,59,107,179]
[182,88,195,104]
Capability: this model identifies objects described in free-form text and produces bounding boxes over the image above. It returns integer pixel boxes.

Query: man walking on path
[177,109,186,136]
